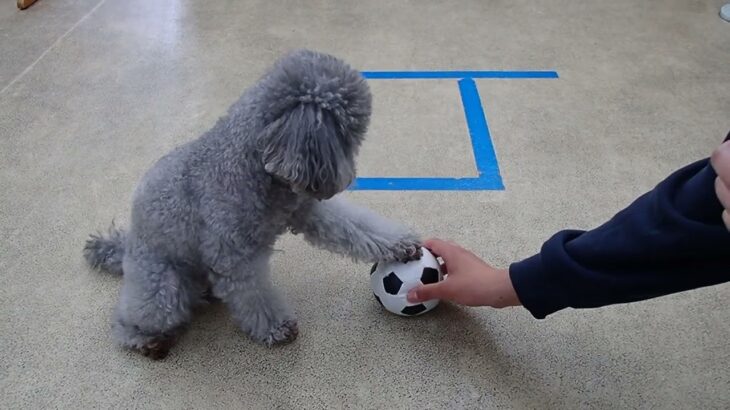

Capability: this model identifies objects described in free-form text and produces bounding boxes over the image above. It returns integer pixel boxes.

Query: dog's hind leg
[111,251,196,359]
[207,252,298,347]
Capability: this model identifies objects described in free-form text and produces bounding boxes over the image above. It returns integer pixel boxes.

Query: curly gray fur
[83,225,125,275]
[83,49,421,359]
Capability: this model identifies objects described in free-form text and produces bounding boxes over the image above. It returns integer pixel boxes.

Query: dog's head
[256,50,371,200]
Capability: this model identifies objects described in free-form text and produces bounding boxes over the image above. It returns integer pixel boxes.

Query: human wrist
[491,267,521,308]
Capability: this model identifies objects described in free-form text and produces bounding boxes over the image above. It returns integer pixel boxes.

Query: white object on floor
[370,247,444,316]
[721,4,730,22]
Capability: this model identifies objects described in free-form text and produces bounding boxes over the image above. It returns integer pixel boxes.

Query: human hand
[711,141,730,230]
[406,238,521,308]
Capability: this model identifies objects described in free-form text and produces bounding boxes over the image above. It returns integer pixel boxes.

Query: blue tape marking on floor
[350,177,504,191]
[457,77,502,183]
[349,70,558,190]
[361,71,558,80]
[350,78,504,191]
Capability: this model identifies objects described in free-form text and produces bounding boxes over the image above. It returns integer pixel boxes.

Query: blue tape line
[457,78,501,181]
[350,77,504,191]
[361,71,558,80]
[348,70,560,190]
[351,177,504,191]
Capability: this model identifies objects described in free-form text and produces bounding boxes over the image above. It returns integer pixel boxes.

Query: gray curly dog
[84,50,421,359]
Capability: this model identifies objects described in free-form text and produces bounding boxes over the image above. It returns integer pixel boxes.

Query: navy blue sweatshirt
[510,134,730,319]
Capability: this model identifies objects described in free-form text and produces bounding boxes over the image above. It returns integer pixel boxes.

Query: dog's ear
[261,104,354,199]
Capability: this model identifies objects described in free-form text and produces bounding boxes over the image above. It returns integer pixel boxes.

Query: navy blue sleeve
[510,143,730,319]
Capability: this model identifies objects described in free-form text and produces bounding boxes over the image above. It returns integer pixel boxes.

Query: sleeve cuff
[509,253,569,319]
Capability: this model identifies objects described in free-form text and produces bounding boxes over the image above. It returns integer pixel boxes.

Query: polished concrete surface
[1,0,729,408]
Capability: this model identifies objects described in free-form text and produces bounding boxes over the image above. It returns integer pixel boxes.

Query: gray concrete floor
[1,0,729,408]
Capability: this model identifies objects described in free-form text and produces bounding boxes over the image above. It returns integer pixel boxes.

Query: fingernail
[407,289,418,302]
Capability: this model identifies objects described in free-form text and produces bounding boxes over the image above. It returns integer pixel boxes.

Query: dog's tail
[83,225,126,275]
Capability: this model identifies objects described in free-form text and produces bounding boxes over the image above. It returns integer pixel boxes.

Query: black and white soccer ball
[370,247,444,316]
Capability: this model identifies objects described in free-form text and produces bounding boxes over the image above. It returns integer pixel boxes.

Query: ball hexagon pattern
[382,272,403,295]
[370,247,444,316]
[420,267,439,285]
[401,304,428,315]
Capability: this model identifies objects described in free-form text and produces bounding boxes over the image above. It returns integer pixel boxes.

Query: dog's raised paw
[401,244,423,262]
[390,239,422,263]
[264,319,299,347]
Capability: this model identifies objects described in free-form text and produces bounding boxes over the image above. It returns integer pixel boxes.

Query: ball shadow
[373,302,565,407]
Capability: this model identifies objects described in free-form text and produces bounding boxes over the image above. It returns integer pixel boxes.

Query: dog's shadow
[172,299,565,408]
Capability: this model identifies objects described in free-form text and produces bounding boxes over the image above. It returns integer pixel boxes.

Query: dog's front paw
[261,319,299,347]
[112,318,179,360]
[385,237,422,263]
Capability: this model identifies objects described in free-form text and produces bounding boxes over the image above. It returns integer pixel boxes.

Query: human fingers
[710,141,730,184]
[407,281,451,303]
[716,177,730,210]
[423,238,463,262]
